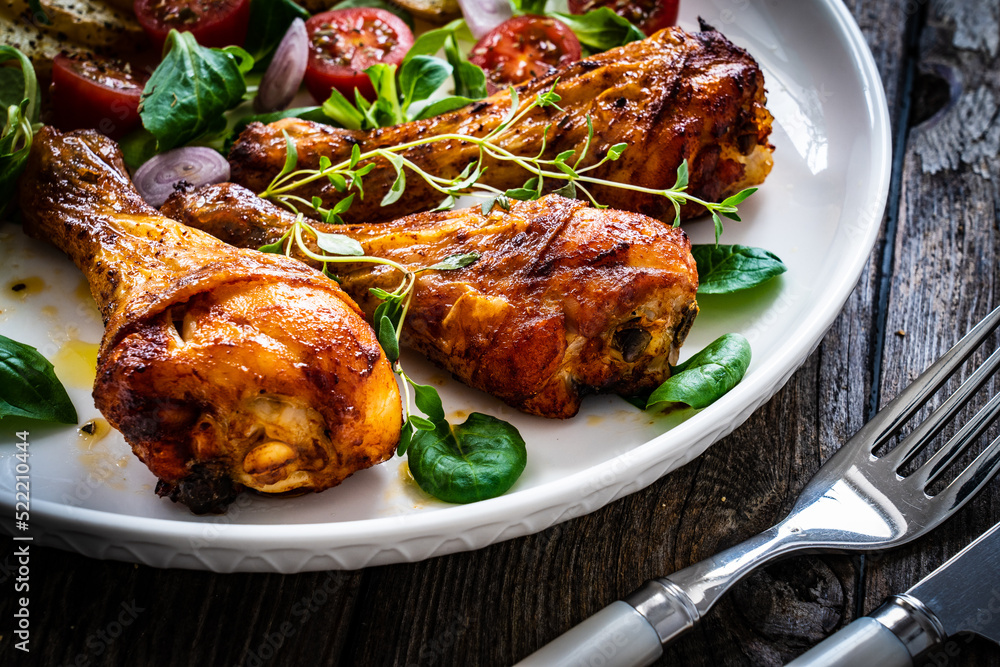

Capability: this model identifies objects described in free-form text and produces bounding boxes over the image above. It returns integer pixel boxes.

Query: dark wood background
[3,0,999,664]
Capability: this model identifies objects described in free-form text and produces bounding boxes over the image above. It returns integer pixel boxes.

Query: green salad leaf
[647,334,752,410]
[512,0,548,13]
[692,244,787,294]
[0,45,39,216]
[0,335,78,424]
[407,413,527,504]
[321,52,482,131]
[245,0,310,65]
[140,31,255,151]
[553,9,646,52]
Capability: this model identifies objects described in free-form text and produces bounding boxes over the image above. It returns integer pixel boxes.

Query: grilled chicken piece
[162,184,700,418]
[19,128,402,513]
[230,25,773,225]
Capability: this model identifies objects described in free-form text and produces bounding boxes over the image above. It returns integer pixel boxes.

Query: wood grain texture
[858,0,1000,665]
[3,1,1000,666]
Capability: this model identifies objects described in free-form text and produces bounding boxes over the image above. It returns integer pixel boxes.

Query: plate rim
[2,0,892,571]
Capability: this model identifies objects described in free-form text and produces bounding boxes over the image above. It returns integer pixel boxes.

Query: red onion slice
[458,0,512,40]
[134,147,230,208]
[254,18,308,113]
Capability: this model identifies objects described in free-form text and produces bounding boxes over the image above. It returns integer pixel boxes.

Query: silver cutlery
[516,305,1000,667]
[786,519,1000,666]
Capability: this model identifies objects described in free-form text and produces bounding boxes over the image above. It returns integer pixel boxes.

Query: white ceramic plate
[0,0,890,572]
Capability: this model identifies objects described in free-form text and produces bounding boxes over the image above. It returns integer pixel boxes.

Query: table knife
[786,520,1000,666]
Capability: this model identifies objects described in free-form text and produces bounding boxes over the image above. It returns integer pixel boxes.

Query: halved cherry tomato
[468,16,581,93]
[134,0,252,49]
[304,8,415,103]
[568,0,679,36]
[50,55,148,140]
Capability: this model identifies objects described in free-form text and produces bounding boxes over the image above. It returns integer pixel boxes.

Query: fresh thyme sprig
[259,213,480,455]
[259,85,757,242]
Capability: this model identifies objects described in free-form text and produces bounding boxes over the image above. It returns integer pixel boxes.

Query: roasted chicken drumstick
[230,25,774,225]
[19,128,402,513]
[162,184,700,419]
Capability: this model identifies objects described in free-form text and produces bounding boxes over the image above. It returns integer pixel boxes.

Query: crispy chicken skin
[229,25,773,225]
[162,184,700,418]
[19,128,402,513]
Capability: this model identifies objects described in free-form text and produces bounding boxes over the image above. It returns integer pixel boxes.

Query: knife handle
[785,617,913,667]
[514,601,663,667]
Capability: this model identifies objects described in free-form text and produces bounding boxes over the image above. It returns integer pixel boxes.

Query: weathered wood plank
[858,0,1000,664]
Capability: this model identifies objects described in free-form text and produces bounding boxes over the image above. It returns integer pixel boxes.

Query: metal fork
[516,305,1000,667]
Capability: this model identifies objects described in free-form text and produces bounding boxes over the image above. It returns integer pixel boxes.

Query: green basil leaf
[407,413,527,503]
[399,56,452,112]
[334,0,415,29]
[314,230,365,256]
[552,9,644,52]
[425,252,479,271]
[408,379,445,423]
[245,0,310,65]
[647,334,751,410]
[140,30,253,151]
[692,245,787,294]
[0,335,78,424]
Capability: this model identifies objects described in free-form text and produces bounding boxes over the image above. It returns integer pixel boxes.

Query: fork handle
[514,601,663,667]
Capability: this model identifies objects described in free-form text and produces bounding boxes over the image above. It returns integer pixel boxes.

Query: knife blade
[787,521,1000,667]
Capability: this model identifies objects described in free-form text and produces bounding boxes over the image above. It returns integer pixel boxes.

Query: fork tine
[933,431,1000,512]
[909,389,1000,489]
[849,305,1000,454]
[881,344,1000,469]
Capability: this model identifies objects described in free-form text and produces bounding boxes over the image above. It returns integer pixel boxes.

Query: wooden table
[3,0,999,664]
